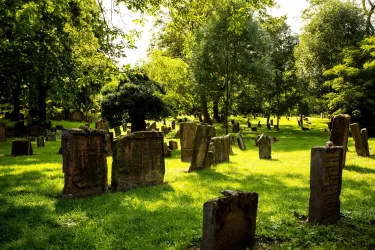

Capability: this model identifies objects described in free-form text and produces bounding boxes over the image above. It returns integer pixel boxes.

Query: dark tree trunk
[266,114,270,125]
[213,99,220,121]
[131,117,146,132]
[38,86,47,122]
[277,113,280,130]
[202,96,212,124]
[11,79,22,121]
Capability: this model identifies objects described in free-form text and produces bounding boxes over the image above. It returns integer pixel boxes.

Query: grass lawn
[0,116,374,249]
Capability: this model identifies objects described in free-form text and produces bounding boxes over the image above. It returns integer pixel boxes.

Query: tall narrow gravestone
[114,126,122,137]
[95,119,103,129]
[201,191,258,250]
[111,131,165,192]
[258,133,271,159]
[61,129,108,197]
[361,128,370,156]
[37,136,44,147]
[329,114,350,167]
[237,133,246,150]
[349,123,370,157]
[171,120,176,130]
[308,144,343,225]
[0,123,6,142]
[189,125,215,172]
[180,121,197,162]
[211,135,231,164]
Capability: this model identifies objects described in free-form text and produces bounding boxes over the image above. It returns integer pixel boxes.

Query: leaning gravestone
[180,121,197,162]
[148,122,157,131]
[0,123,6,142]
[349,123,369,157]
[61,129,108,197]
[232,122,240,133]
[211,135,231,164]
[189,124,215,172]
[114,126,122,137]
[309,144,343,225]
[258,133,271,159]
[164,142,172,158]
[171,120,176,130]
[29,125,45,137]
[95,119,103,129]
[37,136,44,147]
[329,114,350,167]
[201,191,258,250]
[11,140,33,156]
[361,128,370,157]
[237,133,246,150]
[111,131,165,192]
[71,110,84,122]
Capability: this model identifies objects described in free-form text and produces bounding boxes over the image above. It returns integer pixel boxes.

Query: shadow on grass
[345,164,375,174]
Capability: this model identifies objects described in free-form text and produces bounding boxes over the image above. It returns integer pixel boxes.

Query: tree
[101,68,170,132]
[295,0,366,103]
[191,2,272,133]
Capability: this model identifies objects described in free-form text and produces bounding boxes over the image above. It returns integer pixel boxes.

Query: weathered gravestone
[47,133,57,141]
[171,120,176,130]
[308,144,343,225]
[61,129,108,197]
[329,114,350,167]
[164,142,172,158]
[11,140,33,156]
[71,110,84,122]
[258,133,271,159]
[29,125,45,137]
[169,140,178,150]
[122,123,127,131]
[0,123,7,142]
[111,131,165,192]
[114,126,122,137]
[95,119,103,129]
[161,125,170,135]
[349,123,369,157]
[148,122,157,131]
[232,122,240,133]
[201,191,258,250]
[189,125,216,172]
[37,136,44,147]
[174,130,180,138]
[237,133,246,150]
[180,121,197,162]
[106,132,113,156]
[361,128,370,157]
[211,135,231,164]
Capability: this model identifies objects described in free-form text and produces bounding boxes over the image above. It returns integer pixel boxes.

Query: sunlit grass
[0,115,374,249]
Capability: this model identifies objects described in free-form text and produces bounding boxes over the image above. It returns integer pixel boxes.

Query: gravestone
[85,123,91,128]
[54,112,65,121]
[122,123,127,131]
[237,133,246,151]
[27,136,35,142]
[258,133,271,159]
[349,123,369,157]
[270,119,273,126]
[47,133,56,141]
[232,122,240,133]
[189,125,216,172]
[163,118,166,125]
[37,136,44,147]
[211,135,231,164]
[148,122,157,131]
[169,140,178,150]
[329,114,350,167]
[61,129,107,197]
[114,126,122,137]
[71,110,84,122]
[171,120,176,130]
[11,140,33,156]
[0,123,6,142]
[180,122,197,162]
[164,142,172,158]
[309,144,343,225]
[299,114,303,129]
[201,191,258,250]
[257,121,261,127]
[361,128,370,157]
[267,123,271,129]
[95,119,103,129]
[29,125,45,137]
[231,119,235,125]
[174,130,180,138]
[251,127,257,132]
[106,132,113,156]
[112,131,165,192]
[247,121,251,128]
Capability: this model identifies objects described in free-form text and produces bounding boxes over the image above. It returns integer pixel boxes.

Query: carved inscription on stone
[309,146,343,225]
[112,131,165,192]
[62,129,107,197]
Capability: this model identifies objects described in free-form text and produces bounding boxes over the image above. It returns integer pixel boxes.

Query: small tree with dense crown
[101,68,170,132]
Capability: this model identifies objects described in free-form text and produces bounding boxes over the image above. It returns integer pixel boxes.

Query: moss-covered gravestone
[349,123,370,157]
[61,129,108,197]
[211,135,231,164]
[112,131,165,192]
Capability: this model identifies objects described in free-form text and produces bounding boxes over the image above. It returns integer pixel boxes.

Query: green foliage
[101,68,170,128]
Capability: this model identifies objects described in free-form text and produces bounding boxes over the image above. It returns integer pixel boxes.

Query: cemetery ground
[0,116,374,249]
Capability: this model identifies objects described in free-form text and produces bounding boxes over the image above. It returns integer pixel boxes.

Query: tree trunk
[131,118,146,132]
[266,113,270,125]
[202,96,212,124]
[277,113,280,130]
[38,86,47,122]
[213,99,220,121]
[11,80,22,121]
[224,82,229,134]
